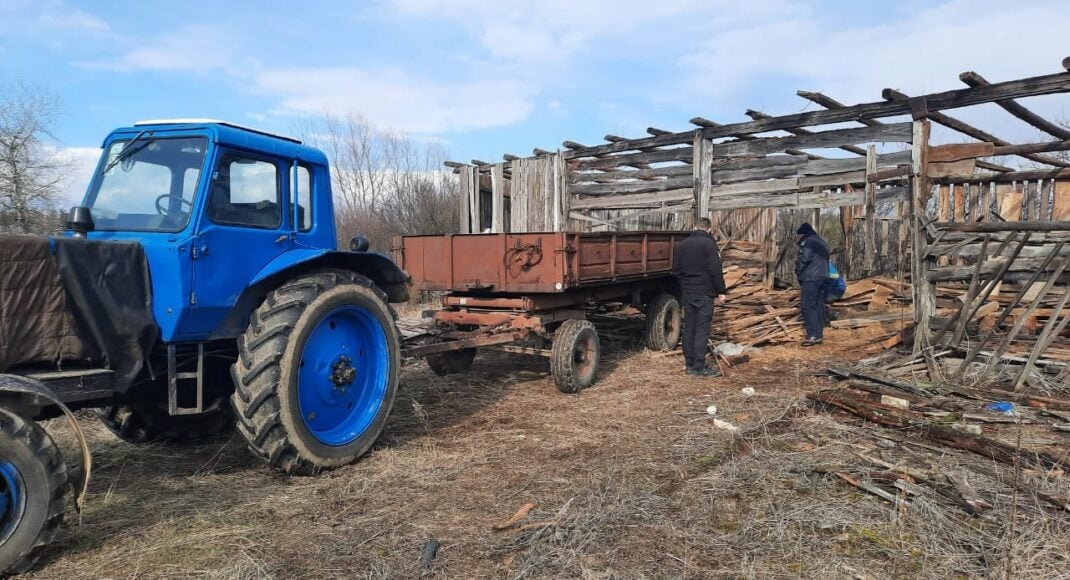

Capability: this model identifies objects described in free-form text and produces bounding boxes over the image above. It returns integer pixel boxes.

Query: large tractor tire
[550,319,601,394]
[0,408,68,576]
[644,293,681,351]
[231,271,401,475]
[96,400,232,444]
[426,348,476,376]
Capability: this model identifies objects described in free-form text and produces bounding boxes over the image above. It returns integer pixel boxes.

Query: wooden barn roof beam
[689,116,824,160]
[565,63,1070,159]
[959,71,1070,140]
[745,109,868,156]
[797,89,1013,173]
[883,88,1070,168]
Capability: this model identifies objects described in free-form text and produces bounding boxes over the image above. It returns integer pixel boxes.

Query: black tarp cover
[51,237,157,392]
[0,235,92,371]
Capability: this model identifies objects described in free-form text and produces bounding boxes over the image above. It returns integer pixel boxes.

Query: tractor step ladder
[167,343,204,415]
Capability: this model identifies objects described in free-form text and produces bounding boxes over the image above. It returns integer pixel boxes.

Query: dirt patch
[28,326,1069,579]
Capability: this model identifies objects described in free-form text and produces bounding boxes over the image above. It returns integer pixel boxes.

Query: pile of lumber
[713,241,803,346]
[808,368,1070,514]
[713,242,914,347]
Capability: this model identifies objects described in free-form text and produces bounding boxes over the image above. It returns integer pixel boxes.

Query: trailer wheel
[96,400,232,444]
[551,319,600,393]
[645,293,681,351]
[426,349,476,376]
[0,408,68,576]
[231,270,400,475]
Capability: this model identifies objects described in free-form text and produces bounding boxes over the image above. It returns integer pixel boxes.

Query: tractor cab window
[208,155,281,229]
[86,137,207,232]
[296,165,312,231]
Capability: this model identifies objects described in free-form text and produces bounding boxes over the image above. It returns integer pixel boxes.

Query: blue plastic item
[0,460,23,544]
[298,305,391,446]
[985,401,1015,414]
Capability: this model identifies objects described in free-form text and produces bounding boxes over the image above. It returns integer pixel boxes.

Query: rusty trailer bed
[393,231,686,294]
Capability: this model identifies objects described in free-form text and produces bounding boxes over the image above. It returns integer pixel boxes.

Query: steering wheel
[155,194,193,217]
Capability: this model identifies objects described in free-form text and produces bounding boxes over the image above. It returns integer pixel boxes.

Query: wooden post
[491,163,505,233]
[865,144,877,272]
[693,131,711,222]
[551,152,561,231]
[459,165,474,233]
[911,120,934,353]
[556,150,570,231]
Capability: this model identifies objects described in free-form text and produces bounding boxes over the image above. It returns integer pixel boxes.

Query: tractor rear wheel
[644,293,681,351]
[231,271,401,475]
[426,348,476,376]
[96,400,232,444]
[550,319,600,393]
[0,408,68,576]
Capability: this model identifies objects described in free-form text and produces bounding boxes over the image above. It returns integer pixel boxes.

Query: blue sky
[2,0,1069,203]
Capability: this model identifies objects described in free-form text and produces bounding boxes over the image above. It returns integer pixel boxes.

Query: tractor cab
[78,120,337,342]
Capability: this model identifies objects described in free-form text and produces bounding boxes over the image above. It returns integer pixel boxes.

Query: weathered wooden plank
[693,133,712,220]
[865,145,877,271]
[932,167,1070,184]
[1055,180,1070,221]
[885,88,1070,168]
[960,71,1070,139]
[565,70,1070,160]
[458,165,473,233]
[570,189,694,210]
[927,159,978,178]
[710,177,800,197]
[491,164,505,233]
[710,152,911,184]
[570,165,692,183]
[711,124,913,157]
[570,176,694,196]
[937,220,1070,232]
[911,120,934,352]
[929,142,996,162]
[575,147,692,169]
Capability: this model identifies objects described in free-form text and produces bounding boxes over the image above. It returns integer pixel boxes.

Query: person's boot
[801,337,824,347]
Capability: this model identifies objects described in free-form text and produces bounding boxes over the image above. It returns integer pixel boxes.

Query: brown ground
[27,326,1070,579]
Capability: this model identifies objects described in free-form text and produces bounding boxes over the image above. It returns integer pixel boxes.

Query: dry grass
[26,325,1070,579]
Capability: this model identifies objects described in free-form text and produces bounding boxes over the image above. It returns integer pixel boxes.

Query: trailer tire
[551,319,600,394]
[96,400,232,444]
[231,270,400,475]
[0,408,68,576]
[426,349,476,376]
[645,293,681,351]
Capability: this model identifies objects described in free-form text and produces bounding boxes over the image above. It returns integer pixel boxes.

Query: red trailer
[393,231,687,391]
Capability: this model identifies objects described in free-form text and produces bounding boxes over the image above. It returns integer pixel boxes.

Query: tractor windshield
[84,136,208,232]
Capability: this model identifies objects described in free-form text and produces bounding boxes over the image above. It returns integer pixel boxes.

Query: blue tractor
[0,120,410,574]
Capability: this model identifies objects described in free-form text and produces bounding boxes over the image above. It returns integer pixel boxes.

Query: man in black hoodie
[794,222,829,346]
[672,218,728,377]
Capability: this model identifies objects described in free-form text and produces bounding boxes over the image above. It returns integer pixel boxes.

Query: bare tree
[0,81,67,234]
[296,113,458,251]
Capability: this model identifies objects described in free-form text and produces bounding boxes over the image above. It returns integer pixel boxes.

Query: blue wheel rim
[298,305,390,446]
[0,459,24,545]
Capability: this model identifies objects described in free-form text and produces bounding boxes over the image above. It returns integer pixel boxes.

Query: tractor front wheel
[0,408,68,576]
[231,271,401,475]
[96,400,232,444]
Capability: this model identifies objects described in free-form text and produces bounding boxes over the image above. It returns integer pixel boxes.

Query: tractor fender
[0,374,92,513]
[212,249,412,339]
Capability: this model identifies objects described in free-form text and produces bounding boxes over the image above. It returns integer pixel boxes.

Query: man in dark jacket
[794,222,829,346]
[672,218,728,377]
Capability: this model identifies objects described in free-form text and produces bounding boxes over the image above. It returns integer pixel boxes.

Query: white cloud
[76,25,236,73]
[255,67,534,133]
[0,0,110,49]
[47,146,101,207]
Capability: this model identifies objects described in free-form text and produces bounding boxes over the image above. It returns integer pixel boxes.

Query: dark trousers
[682,293,714,370]
[800,280,825,340]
